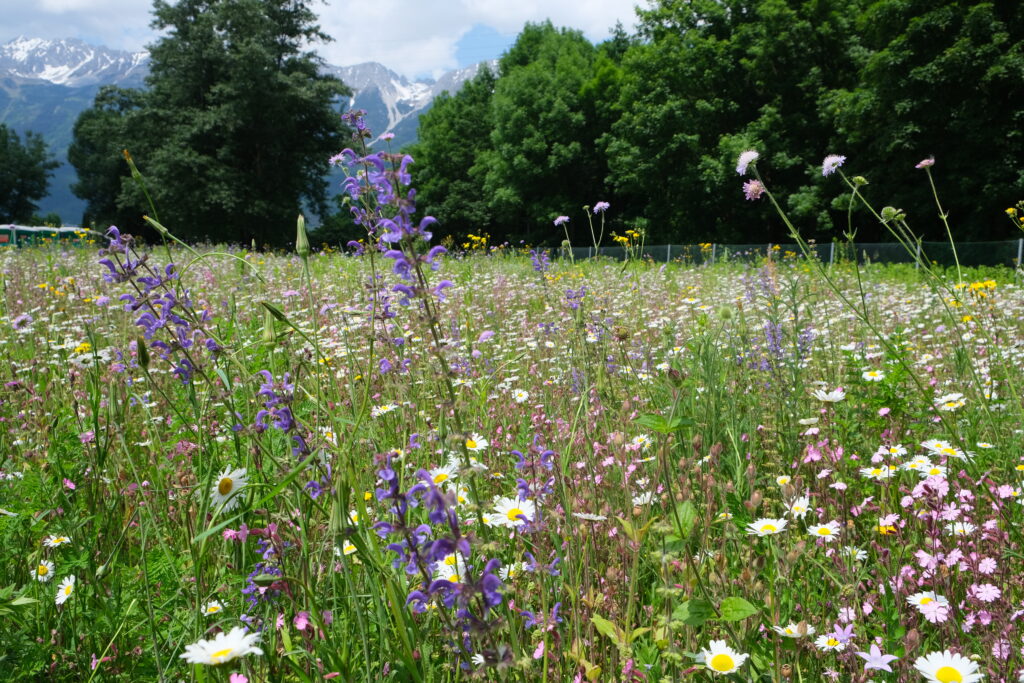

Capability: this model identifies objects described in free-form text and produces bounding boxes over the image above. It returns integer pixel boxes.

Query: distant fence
[0,225,99,247]
[552,240,1024,268]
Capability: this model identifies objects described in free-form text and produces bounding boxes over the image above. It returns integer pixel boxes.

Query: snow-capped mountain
[0,36,148,87]
[0,36,495,223]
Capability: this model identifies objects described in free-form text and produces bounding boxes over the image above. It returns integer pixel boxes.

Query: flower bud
[262,307,276,343]
[295,214,310,260]
[852,176,868,186]
[136,336,149,370]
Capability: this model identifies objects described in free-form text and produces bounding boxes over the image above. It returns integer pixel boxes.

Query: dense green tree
[479,22,605,245]
[828,1,1024,240]
[605,0,865,243]
[70,0,350,245]
[0,124,59,223]
[407,66,497,242]
[68,87,146,231]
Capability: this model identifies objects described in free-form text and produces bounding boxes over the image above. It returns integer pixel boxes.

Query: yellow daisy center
[760,524,777,533]
[218,478,234,495]
[870,468,883,476]
[826,638,839,647]
[210,647,233,663]
[466,439,477,450]
[38,565,49,575]
[817,528,832,536]
[63,584,73,595]
[709,654,734,672]
[920,597,933,604]
[506,507,525,522]
[935,667,963,683]
[207,605,221,613]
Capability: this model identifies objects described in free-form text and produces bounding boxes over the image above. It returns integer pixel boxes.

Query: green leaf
[672,599,713,626]
[718,596,758,622]
[9,596,38,607]
[591,614,623,646]
[672,500,697,538]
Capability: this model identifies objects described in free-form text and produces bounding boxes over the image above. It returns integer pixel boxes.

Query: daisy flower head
[736,150,759,175]
[491,496,536,528]
[913,650,983,683]
[630,434,652,451]
[696,640,749,675]
[860,465,897,480]
[210,467,247,512]
[907,592,948,609]
[34,559,55,582]
[747,518,788,537]
[883,444,908,457]
[776,475,791,486]
[808,521,841,542]
[44,534,71,548]
[841,546,867,561]
[511,389,529,404]
[180,626,263,665]
[814,634,846,652]
[55,575,75,605]
[862,369,885,382]
[428,463,458,486]
[203,600,224,616]
[772,622,816,638]
[945,521,976,537]
[464,433,488,452]
[788,496,810,519]
[812,387,846,402]
[370,403,398,418]
[821,154,846,177]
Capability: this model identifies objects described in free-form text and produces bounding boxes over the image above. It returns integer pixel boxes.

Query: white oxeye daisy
[203,600,224,616]
[808,521,841,542]
[814,634,846,652]
[812,387,846,402]
[776,475,791,486]
[884,444,908,457]
[34,559,55,582]
[491,496,535,528]
[860,465,896,480]
[945,521,976,536]
[511,389,529,404]
[370,403,398,418]
[913,649,983,683]
[464,434,488,452]
[428,463,458,486]
[862,369,885,382]
[179,626,263,665]
[906,592,948,608]
[746,518,788,537]
[44,534,72,548]
[631,435,652,451]
[210,467,247,511]
[772,622,816,638]
[697,640,748,675]
[840,546,867,561]
[499,561,528,581]
[920,464,948,479]
[976,442,995,449]
[572,512,608,522]
[55,575,75,605]
[788,496,810,519]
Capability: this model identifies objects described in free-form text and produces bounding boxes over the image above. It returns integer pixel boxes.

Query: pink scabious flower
[742,179,766,201]
[821,154,846,177]
[970,583,1001,603]
[915,156,935,169]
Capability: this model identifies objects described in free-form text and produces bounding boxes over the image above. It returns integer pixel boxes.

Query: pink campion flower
[915,157,935,169]
[63,478,76,490]
[970,583,1001,603]
[294,612,311,630]
[534,641,545,659]
[978,557,997,574]
[79,431,95,444]
[992,639,1011,660]
[919,600,950,623]
[229,675,249,683]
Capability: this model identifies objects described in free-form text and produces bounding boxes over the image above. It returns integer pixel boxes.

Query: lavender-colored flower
[742,179,765,201]
[822,155,846,177]
[736,150,759,175]
[855,644,899,672]
[593,202,610,214]
[529,249,551,273]
[916,156,935,169]
[553,215,569,227]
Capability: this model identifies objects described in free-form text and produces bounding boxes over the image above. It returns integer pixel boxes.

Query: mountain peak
[0,36,148,87]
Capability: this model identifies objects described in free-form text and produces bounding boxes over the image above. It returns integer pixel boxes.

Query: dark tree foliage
[828,0,1024,240]
[70,0,350,245]
[0,124,59,223]
[407,66,497,242]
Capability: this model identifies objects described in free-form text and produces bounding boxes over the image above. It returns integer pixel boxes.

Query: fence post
[588,246,593,259]
[666,244,672,263]
[1017,238,1022,267]
[711,243,717,265]
[915,242,922,270]
[829,242,835,266]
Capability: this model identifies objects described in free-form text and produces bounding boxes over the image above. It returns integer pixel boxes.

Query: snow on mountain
[0,36,148,87]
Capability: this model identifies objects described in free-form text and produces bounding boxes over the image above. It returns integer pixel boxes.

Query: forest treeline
[408,1,1024,247]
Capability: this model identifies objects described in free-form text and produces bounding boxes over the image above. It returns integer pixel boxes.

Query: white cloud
[1,0,641,77]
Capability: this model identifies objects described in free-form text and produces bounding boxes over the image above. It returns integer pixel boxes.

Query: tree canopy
[70,0,350,245]
[0,123,59,224]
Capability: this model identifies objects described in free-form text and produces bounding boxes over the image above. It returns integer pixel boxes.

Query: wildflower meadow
[3,119,1024,682]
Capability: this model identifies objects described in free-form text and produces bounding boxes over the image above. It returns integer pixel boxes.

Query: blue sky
[0,0,640,79]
